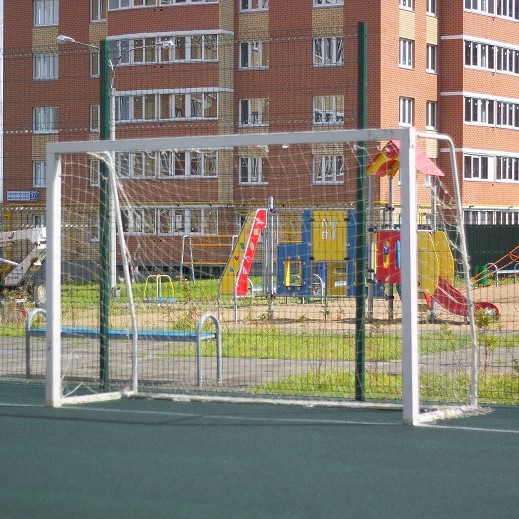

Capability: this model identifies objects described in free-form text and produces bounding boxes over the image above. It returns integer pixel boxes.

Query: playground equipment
[374,229,499,317]
[473,244,519,286]
[143,274,176,303]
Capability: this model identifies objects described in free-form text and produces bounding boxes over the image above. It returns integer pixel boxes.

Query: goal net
[42,128,482,424]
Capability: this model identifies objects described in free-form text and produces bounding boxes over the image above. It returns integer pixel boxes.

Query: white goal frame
[45,127,477,425]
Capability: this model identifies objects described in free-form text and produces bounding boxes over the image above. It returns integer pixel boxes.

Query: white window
[465,41,495,70]
[33,107,58,133]
[465,0,495,15]
[240,41,268,69]
[496,156,519,181]
[496,101,519,128]
[464,155,491,180]
[33,161,47,188]
[122,207,156,235]
[399,97,414,126]
[90,105,100,133]
[313,0,344,6]
[90,160,100,186]
[496,46,519,74]
[90,49,100,78]
[426,101,437,130]
[400,0,414,10]
[109,0,158,8]
[159,150,218,178]
[34,0,59,26]
[464,97,495,125]
[89,214,100,242]
[313,155,344,185]
[157,207,217,236]
[239,98,269,126]
[426,44,437,73]
[497,0,519,20]
[240,0,269,11]
[313,37,344,66]
[33,215,47,228]
[313,95,344,125]
[33,53,58,80]
[426,0,437,15]
[158,92,218,120]
[91,0,107,21]
[240,157,265,184]
[399,39,414,69]
[115,94,156,121]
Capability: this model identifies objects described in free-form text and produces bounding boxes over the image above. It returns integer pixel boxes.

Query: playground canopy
[367,140,445,178]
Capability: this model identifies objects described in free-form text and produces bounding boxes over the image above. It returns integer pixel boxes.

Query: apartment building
[2,0,518,272]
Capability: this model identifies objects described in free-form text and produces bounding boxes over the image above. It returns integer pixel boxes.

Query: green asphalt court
[1,382,518,518]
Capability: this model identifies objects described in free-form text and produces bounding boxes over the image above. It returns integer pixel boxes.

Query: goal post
[44,127,480,425]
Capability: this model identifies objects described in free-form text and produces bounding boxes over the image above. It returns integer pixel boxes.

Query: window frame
[33,53,59,80]
[399,38,415,69]
[33,107,58,134]
[426,44,437,73]
[34,0,59,27]
[399,97,414,127]
[312,155,345,185]
[239,156,266,185]
[313,36,344,67]
[313,95,345,125]
[426,101,437,130]
[33,161,47,188]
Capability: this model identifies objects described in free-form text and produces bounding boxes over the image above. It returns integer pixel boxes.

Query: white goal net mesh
[40,129,483,423]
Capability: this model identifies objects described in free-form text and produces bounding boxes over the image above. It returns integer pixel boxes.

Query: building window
[400,0,414,10]
[89,214,100,242]
[33,215,47,228]
[313,0,344,6]
[465,41,495,70]
[156,91,218,121]
[91,0,107,21]
[496,101,519,128]
[496,156,519,182]
[496,46,519,74]
[426,44,437,73]
[464,97,495,125]
[399,97,414,126]
[157,207,217,236]
[313,37,344,67]
[313,155,344,185]
[33,161,47,188]
[90,105,100,133]
[313,95,344,125]
[34,0,59,26]
[426,101,437,130]
[464,155,490,180]
[90,49,100,77]
[33,107,58,133]
[240,157,265,184]
[497,0,519,20]
[240,0,269,11]
[33,53,58,80]
[110,35,218,65]
[239,98,269,127]
[240,41,268,69]
[122,207,156,235]
[426,0,437,15]
[399,39,414,69]
[90,160,100,186]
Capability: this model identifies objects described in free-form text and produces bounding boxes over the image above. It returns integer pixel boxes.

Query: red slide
[432,277,499,317]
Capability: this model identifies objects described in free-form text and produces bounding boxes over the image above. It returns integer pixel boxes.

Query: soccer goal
[43,127,482,425]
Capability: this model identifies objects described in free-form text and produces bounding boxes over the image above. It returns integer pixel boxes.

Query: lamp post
[58,35,174,388]
[58,35,113,387]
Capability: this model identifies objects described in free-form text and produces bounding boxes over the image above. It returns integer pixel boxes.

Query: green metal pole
[355,21,368,401]
[99,39,111,388]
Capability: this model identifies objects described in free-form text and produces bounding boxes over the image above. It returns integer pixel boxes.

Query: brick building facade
[2,1,518,272]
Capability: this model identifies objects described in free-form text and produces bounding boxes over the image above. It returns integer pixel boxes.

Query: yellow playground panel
[311,210,348,262]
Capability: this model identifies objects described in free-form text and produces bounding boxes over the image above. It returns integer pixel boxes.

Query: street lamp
[57,35,173,388]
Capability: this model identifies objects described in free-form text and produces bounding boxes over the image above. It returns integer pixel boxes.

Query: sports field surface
[1,382,518,519]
